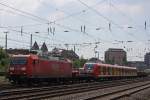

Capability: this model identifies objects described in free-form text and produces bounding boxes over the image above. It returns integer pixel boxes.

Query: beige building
[105,48,127,65]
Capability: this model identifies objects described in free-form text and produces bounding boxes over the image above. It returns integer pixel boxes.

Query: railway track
[45,78,150,100]
[85,81,150,100]
[0,77,149,100]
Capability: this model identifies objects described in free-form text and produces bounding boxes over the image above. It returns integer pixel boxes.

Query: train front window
[85,64,94,70]
[10,57,27,65]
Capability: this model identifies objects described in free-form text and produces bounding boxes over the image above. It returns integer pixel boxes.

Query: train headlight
[21,67,26,71]
[9,67,14,71]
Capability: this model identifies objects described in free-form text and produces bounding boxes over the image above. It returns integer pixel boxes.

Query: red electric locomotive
[8,54,73,84]
[82,62,137,80]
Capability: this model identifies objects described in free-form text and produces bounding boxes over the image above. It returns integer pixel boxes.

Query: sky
[0,0,150,61]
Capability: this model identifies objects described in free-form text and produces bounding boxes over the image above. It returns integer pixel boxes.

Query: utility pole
[4,31,9,52]
[65,44,69,50]
[74,45,76,53]
[98,51,99,59]
[30,34,32,51]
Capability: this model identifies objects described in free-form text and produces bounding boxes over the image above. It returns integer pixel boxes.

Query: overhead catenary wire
[1,23,111,49]
[110,0,144,28]
[110,1,150,38]
[0,0,111,32]
[0,28,104,49]
[0,0,108,37]
[0,2,49,23]
[0,1,146,43]
[0,0,110,36]
[0,26,66,43]
[37,0,107,27]
[0,2,105,43]
[0,0,148,58]
[0,1,148,38]
[0,8,46,24]
[0,6,148,32]
[77,0,147,43]
[0,36,30,46]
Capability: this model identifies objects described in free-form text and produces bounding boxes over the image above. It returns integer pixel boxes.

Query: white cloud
[116,4,143,14]
[95,3,143,15]
[47,0,75,7]
[1,0,41,12]
[49,11,65,21]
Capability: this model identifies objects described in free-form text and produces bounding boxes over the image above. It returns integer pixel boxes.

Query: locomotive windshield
[10,57,27,65]
[85,64,94,70]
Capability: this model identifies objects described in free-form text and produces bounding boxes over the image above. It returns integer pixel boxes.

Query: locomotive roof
[11,54,71,62]
[11,54,39,59]
[85,63,136,70]
[11,54,31,57]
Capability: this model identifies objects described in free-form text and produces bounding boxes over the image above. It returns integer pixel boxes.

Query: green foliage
[73,59,87,68]
[0,48,9,72]
[80,59,87,67]
[73,59,80,68]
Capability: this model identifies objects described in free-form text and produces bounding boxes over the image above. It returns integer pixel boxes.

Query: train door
[108,67,112,76]
[100,66,103,75]
[106,66,108,75]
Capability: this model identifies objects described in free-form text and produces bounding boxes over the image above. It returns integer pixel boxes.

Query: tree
[80,59,87,67]
[73,59,81,68]
[73,59,87,68]
[0,48,9,73]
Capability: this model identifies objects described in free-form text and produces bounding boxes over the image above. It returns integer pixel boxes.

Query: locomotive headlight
[9,67,14,71]
[21,67,26,71]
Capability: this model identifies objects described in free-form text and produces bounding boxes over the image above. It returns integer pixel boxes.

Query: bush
[73,59,87,68]
[0,48,9,73]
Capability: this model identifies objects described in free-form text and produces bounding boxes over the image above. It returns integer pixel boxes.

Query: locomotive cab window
[10,57,27,65]
[85,64,94,70]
